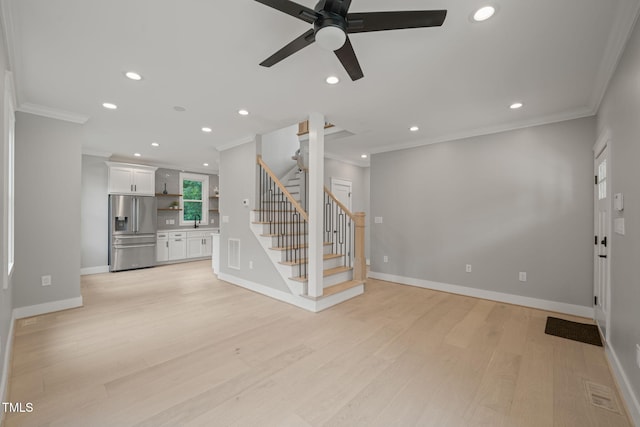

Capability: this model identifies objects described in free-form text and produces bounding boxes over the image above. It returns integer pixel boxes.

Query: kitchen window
[3,71,15,289]
[179,172,208,226]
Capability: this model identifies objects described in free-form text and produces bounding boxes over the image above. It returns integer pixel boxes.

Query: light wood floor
[6,261,632,427]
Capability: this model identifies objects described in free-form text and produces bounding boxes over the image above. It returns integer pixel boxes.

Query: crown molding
[369,106,595,155]
[590,0,640,112]
[18,102,89,124]
[216,134,256,152]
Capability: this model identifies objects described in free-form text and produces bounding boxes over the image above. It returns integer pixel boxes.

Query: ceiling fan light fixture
[473,6,495,22]
[315,26,346,51]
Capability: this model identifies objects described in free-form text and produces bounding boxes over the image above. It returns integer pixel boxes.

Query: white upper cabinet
[106,162,157,195]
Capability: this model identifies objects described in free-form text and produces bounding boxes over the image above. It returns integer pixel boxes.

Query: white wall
[370,117,596,309]
[13,112,83,308]
[81,154,108,270]
[596,12,640,422]
[260,124,299,179]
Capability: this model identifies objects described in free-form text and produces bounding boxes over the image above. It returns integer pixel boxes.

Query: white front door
[594,144,610,341]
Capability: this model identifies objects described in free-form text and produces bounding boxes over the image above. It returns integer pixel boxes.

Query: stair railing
[257,155,309,279]
[324,187,366,282]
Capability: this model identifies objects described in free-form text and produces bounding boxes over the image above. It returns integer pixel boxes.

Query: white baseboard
[13,297,84,319]
[218,273,317,312]
[0,310,16,425]
[605,343,640,426]
[368,271,594,318]
[80,265,109,275]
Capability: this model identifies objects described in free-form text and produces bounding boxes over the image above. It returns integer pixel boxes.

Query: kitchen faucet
[194,214,200,228]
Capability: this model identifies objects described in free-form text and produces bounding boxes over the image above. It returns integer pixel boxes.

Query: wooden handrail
[257,155,309,222]
[324,186,355,221]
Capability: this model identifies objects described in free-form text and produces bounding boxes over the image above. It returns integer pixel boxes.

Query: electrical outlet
[636,344,640,369]
[165,219,170,225]
[383,255,388,263]
[519,272,527,282]
[249,261,253,269]
[223,216,230,223]
[41,275,52,286]
[466,264,472,273]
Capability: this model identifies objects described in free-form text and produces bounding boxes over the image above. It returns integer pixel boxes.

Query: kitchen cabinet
[168,232,187,260]
[186,230,212,258]
[106,162,157,195]
[156,232,169,262]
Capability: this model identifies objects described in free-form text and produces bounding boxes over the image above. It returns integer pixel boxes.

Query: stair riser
[257,222,308,234]
[281,256,345,277]
[323,270,353,288]
[271,243,333,257]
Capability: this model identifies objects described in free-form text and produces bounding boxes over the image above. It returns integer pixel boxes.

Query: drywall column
[307,113,325,298]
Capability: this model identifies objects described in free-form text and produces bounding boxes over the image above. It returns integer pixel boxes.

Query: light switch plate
[222,216,230,223]
[519,272,527,282]
[614,218,625,235]
[374,217,383,224]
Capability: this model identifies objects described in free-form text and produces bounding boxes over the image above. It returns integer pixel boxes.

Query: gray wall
[0,24,14,400]
[14,112,83,307]
[370,117,596,307]
[596,14,640,408]
[219,141,289,292]
[324,157,371,260]
[260,124,299,179]
[81,155,108,269]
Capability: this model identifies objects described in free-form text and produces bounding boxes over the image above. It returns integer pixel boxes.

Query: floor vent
[228,238,240,270]
[584,380,620,413]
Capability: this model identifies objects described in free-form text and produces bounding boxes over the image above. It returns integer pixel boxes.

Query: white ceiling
[3,0,639,173]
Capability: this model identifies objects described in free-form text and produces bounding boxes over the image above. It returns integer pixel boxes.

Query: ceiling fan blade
[346,10,447,33]
[254,0,320,24]
[260,29,316,67]
[334,37,363,81]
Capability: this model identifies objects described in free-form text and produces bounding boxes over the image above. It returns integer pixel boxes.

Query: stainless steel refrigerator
[108,195,157,272]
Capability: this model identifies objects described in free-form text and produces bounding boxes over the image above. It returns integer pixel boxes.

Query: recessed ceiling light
[510,102,524,109]
[102,102,117,110]
[125,71,142,81]
[361,154,368,159]
[202,127,212,133]
[151,142,160,147]
[326,76,340,85]
[473,6,496,22]
[134,153,141,157]
[410,126,419,132]
[238,109,249,116]
[203,163,209,167]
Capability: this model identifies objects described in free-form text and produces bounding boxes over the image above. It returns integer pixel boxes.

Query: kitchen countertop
[157,227,219,234]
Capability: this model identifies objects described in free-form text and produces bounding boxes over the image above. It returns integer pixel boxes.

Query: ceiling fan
[255,0,447,81]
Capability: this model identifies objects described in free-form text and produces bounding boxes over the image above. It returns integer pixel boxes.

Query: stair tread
[279,253,342,266]
[289,266,353,282]
[270,242,332,251]
[322,280,365,297]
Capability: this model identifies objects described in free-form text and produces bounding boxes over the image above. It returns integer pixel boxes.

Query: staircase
[250,156,365,311]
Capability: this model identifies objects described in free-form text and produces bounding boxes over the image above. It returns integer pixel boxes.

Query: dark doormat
[544,316,603,346]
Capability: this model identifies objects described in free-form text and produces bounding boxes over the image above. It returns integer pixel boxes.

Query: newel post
[354,212,366,282]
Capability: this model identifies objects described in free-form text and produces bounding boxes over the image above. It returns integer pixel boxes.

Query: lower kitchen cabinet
[157,229,215,263]
[168,232,187,260]
[186,230,212,258]
[156,232,169,262]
